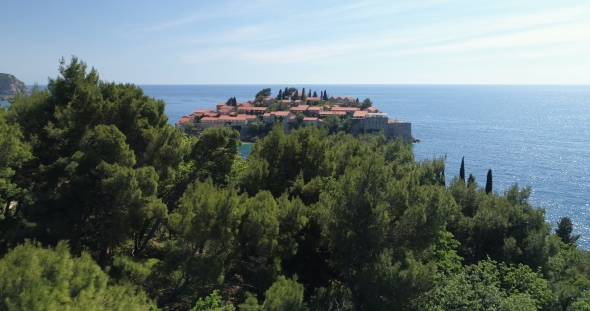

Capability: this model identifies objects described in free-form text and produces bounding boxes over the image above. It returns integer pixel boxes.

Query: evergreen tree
[556,217,580,246]
[0,241,154,310]
[278,89,283,100]
[308,89,312,97]
[292,89,299,100]
[467,173,476,186]
[460,156,465,182]
[255,88,272,99]
[486,169,493,194]
[360,98,373,110]
[301,88,306,100]
[284,87,289,99]
[313,91,317,97]
[323,90,328,101]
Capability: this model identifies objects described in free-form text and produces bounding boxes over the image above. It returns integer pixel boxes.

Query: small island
[175,87,414,142]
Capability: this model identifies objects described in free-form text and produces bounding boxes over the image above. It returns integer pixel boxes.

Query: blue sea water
[139,84,590,248]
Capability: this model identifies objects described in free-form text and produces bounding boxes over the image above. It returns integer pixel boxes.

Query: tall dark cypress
[460,157,465,182]
[284,87,289,98]
[278,89,283,100]
[485,169,493,194]
[301,88,306,100]
[323,90,328,101]
[308,89,312,97]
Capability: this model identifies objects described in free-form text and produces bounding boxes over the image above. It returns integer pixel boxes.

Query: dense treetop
[0,57,589,310]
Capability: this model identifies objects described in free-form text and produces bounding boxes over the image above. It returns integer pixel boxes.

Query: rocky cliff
[0,73,29,95]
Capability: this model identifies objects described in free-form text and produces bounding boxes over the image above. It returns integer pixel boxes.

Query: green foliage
[556,217,580,246]
[255,88,271,99]
[0,241,154,310]
[0,108,31,213]
[1,56,587,311]
[321,115,351,134]
[266,101,290,112]
[225,97,237,106]
[419,260,556,310]
[460,156,465,181]
[360,98,372,110]
[240,276,307,311]
[191,290,235,311]
[545,242,590,310]
[486,169,493,194]
[448,181,551,269]
[0,73,29,94]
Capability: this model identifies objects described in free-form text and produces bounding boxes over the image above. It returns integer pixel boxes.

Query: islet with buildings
[175,90,414,143]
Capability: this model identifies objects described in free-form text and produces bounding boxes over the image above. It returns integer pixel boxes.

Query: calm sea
[6,85,590,248]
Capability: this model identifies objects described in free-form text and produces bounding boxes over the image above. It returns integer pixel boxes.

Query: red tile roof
[320,111,346,116]
[331,107,360,111]
[272,111,290,117]
[238,107,267,111]
[353,111,368,118]
[290,105,309,111]
[308,106,322,111]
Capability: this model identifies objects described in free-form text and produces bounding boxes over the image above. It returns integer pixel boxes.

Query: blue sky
[3,0,590,84]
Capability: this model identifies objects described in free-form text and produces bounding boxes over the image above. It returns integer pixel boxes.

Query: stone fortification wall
[387,122,412,142]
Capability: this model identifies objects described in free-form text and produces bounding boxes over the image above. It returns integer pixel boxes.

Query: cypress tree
[308,89,312,97]
[460,157,465,182]
[292,89,299,100]
[278,89,283,100]
[301,88,306,100]
[323,90,328,101]
[313,91,317,97]
[485,169,493,194]
[284,87,289,98]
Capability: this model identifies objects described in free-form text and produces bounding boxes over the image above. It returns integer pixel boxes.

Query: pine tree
[292,89,299,100]
[485,169,493,194]
[460,157,465,182]
[556,217,580,245]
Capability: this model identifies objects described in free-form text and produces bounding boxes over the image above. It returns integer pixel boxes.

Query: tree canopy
[0,56,588,311]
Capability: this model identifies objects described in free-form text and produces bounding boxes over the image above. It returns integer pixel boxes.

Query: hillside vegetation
[1,57,589,310]
[0,73,29,95]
